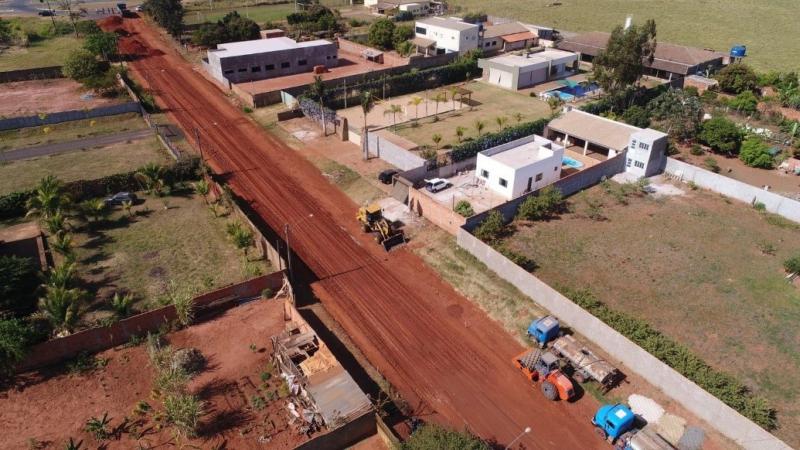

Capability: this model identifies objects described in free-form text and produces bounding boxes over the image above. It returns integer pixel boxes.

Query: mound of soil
[98,15,123,28]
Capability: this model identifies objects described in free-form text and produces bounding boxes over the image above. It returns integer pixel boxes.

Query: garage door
[489,68,513,89]
[519,68,547,88]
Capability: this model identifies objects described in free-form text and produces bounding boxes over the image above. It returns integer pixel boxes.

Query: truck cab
[592,404,635,442]
[527,315,560,347]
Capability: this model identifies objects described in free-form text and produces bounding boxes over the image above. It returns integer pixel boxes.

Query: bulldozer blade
[381,233,406,251]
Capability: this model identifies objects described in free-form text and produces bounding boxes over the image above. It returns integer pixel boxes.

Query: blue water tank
[731,45,747,58]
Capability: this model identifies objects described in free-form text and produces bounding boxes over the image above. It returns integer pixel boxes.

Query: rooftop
[557,31,726,75]
[486,140,557,168]
[416,16,478,32]
[212,37,333,58]
[488,49,577,69]
[483,21,528,39]
[548,108,641,151]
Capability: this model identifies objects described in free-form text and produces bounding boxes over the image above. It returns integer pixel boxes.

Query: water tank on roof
[730,45,747,58]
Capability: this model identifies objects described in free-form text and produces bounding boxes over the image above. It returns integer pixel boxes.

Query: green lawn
[500,182,800,445]
[0,136,172,194]
[0,35,82,71]
[184,4,296,25]
[449,0,799,72]
[393,81,552,152]
[0,113,148,151]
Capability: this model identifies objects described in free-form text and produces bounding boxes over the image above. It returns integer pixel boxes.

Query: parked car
[104,192,138,206]
[378,169,399,184]
[134,4,143,11]
[425,178,449,193]
[38,9,55,16]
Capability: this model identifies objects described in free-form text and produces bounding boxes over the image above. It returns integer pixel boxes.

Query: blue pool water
[548,90,575,102]
[557,82,599,97]
[562,156,584,169]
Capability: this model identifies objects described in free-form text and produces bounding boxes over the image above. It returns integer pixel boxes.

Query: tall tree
[360,90,375,160]
[647,88,703,141]
[308,75,328,136]
[144,0,184,37]
[84,31,118,61]
[368,18,395,50]
[716,63,758,94]
[592,20,657,96]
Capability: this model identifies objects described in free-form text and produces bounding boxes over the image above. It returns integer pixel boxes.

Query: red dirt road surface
[103,18,604,449]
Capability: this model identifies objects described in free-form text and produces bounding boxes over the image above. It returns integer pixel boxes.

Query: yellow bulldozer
[356,203,405,251]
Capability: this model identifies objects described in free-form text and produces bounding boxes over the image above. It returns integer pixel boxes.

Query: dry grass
[0,113,148,151]
[501,181,800,445]
[0,35,81,71]
[393,81,551,151]
[0,136,172,194]
[448,0,798,72]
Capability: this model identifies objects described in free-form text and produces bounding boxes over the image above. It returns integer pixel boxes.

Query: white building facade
[478,49,578,90]
[414,17,479,54]
[476,135,565,200]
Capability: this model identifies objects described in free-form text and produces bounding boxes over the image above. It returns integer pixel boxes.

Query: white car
[425,178,449,193]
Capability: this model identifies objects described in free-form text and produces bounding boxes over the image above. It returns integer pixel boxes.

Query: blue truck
[526,315,560,347]
[592,404,675,450]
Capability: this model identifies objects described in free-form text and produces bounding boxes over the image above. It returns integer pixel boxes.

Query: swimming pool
[544,82,600,102]
[546,90,575,102]
[562,156,584,169]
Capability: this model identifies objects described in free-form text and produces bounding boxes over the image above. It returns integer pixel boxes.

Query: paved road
[0,0,125,16]
[1,128,152,162]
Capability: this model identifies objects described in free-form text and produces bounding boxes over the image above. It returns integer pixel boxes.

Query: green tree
[194,179,210,204]
[739,137,774,169]
[384,104,403,129]
[368,18,395,50]
[455,126,466,142]
[699,116,743,155]
[0,17,12,45]
[80,198,109,224]
[226,222,255,258]
[193,11,260,47]
[728,90,758,115]
[360,90,375,160]
[47,261,76,289]
[392,23,414,49]
[0,318,35,377]
[135,163,166,195]
[473,210,505,242]
[516,186,565,221]
[62,49,103,81]
[454,200,474,217]
[408,96,423,119]
[307,75,329,135]
[784,255,800,273]
[38,286,87,334]
[621,105,650,128]
[51,232,75,260]
[26,175,69,220]
[395,40,414,57]
[647,89,703,141]
[75,19,101,36]
[546,95,564,118]
[473,119,485,136]
[431,133,442,150]
[716,63,758,94]
[0,256,40,314]
[400,423,488,450]
[592,19,657,96]
[110,292,135,318]
[84,31,118,60]
[495,115,508,130]
[144,0,184,37]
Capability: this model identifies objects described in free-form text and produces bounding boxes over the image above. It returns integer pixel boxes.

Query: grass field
[0,113,148,151]
[500,181,800,444]
[449,0,799,72]
[393,81,551,151]
[0,136,172,194]
[72,191,256,319]
[0,17,83,71]
[184,4,296,25]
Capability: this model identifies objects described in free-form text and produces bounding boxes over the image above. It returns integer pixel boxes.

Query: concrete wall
[0,102,141,131]
[348,127,427,171]
[294,412,376,450]
[0,66,63,83]
[207,42,338,84]
[456,229,790,450]
[400,156,477,186]
[17,273,286,372]
[337,38,409,67]
[408,187,467,235]
[664,157,800,223]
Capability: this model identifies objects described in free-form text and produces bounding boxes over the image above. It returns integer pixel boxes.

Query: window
[535,173,543,181]
[554,166,558,171]
[626,158,632,167]
[480,169,489,178]
[415,26,426,34]
[634,161,645,169]
[265,64,275,70]
[223,69,234,75]
[298,59,307,66]
[238,68,247,72]
[639,142,650,150]
[499,178,508,187]
[281,61,290,68]
[631,139,637,148]
[251,66,261,72]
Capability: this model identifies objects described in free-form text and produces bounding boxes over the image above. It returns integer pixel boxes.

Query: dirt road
[104,17,604,449]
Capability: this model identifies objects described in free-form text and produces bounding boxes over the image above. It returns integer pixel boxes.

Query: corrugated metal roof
[548,109,639,151]
[500,31,537,43]
[306,366,372,425]
[483,22,528,39]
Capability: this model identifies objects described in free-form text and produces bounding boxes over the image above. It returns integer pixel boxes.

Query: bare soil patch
[0,79,125,117]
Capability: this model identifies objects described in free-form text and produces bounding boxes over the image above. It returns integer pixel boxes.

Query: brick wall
[408,187,466,235]
[0,66,63,83]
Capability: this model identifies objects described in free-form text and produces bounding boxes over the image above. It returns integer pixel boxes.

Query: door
[526,177,533,192]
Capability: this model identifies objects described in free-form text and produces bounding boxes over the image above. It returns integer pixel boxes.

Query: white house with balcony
[476,135,565,200]
[413,17,479,55]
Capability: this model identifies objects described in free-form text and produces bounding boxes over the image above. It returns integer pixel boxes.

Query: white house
[413,17,479,55]
[476,135,565,200]
[478,49,578,90]
[365,0,432,17]
[545,108,668,177]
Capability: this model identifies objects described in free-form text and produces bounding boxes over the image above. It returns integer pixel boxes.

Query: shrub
[739,137,774,169]
[473,210,505,242]
[496,246,537,272]
[0,318,36,377]
[783,255,800,273]
[703,157,721,173]
[401,423,488,450]
[716,63,758,94]
[620,105,650,128]
[689,144,704,156]
[450,118,548,162]
[698,116,743,155]
[454,200,474,217]
[729,90,759,115]
[368,18,395,50]
[701,89,718,103]
[562,287,777,430]
[163,393,203,437]
[62,49,104,81]
[0,255,40,315]
[75,20,101,36]
[515,186,564,221]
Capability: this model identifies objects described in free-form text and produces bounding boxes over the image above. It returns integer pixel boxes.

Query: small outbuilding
[478,49,578,90]
[476,134,565,200]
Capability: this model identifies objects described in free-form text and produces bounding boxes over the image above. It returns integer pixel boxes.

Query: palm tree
[432,92,447,116]
[495,116,508,130]
[432,133,442,150]
[26,175,68,220]
[513,112,524,123]
[44,210,68,235]
[383,104,403,129]
[547,95,565,118]
[448,86,458,110]
[110,292,135,318]
[48,261,77,289]
[122,200,134,217]
[455,126,466,143]
[360,90,375,160]
[226,222,255,259]
[193,179,210,205]
[80,198,108,225]
[51,232,75,261]
[308,75,328,136]
[474,119,486,136]
[38,285,86,334]
[408,96,423,120]
[135,163,166,196]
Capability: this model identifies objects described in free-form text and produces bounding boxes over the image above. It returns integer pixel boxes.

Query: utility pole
[194,127,204,163]
[284,223,293,281]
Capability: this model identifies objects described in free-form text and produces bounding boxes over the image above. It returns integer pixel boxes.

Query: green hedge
[0,157,199,220]
[450,118,548,162]
[561,287,777,430]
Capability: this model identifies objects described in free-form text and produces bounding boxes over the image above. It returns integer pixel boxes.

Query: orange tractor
[513,348,575,401]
